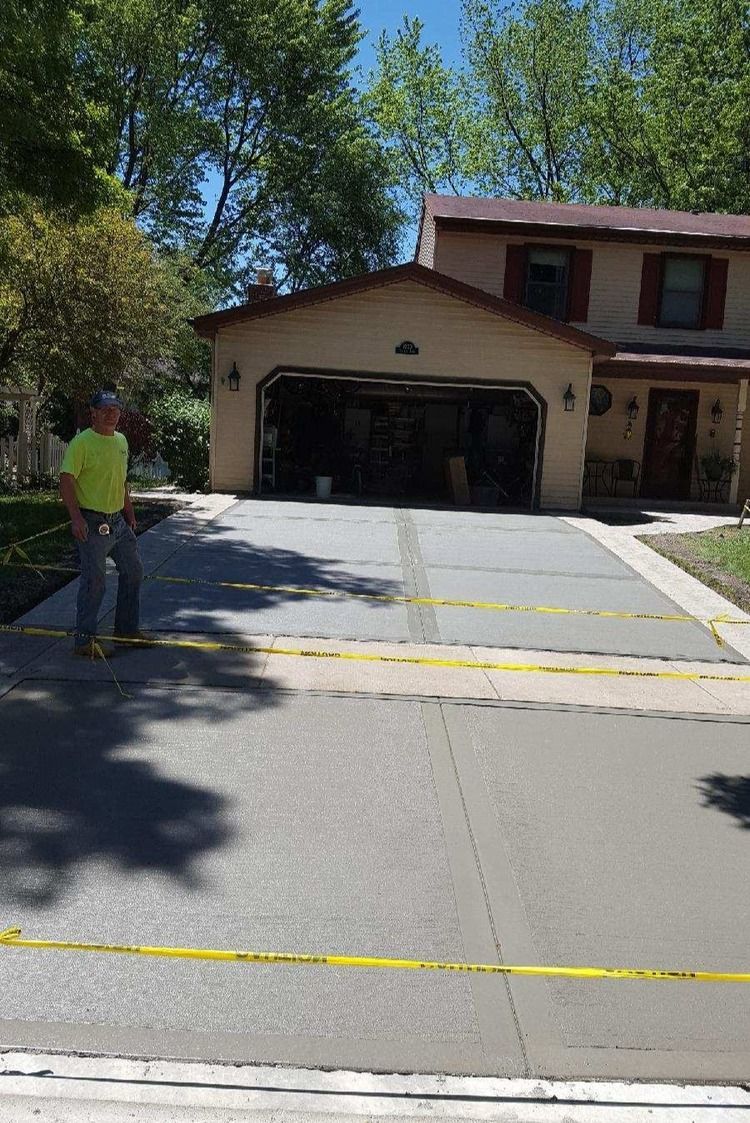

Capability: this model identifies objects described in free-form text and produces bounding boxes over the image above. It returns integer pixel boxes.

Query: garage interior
[259,374,541,507]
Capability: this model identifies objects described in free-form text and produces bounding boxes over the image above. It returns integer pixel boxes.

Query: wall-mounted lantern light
[626,395,640,421]
[711,398,723,425]
[563,383,576,412]
[227,362,241,392]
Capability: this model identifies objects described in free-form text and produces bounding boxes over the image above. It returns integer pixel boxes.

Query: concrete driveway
[1,683,749,1081]
[2,495,750,1084]
[18,498,743,663]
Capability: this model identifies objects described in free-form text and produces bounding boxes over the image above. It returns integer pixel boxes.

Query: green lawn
[0,490,182,624]
[642,526,750,615]
[0,490,71,565]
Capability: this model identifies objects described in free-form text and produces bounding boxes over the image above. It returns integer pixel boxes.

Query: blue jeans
[75,511,144,644]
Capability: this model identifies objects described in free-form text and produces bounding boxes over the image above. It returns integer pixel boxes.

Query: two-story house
[192,195,749,511]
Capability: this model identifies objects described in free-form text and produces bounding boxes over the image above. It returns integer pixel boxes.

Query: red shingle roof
[424,195,750,245]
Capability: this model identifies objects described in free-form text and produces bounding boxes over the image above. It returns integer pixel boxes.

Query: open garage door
[259,372,543,508]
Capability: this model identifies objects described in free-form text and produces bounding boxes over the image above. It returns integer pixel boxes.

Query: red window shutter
[702,257,728,329]
[568,248,593,321]
[637,254,661,325]
[503,244,526,303]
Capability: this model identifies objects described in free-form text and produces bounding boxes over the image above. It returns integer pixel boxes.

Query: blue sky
[353,0,463,78]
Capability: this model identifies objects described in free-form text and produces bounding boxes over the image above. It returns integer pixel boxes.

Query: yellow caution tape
[3,560,749,632]
[0,520,69,561]
[0,927,747,982]
[2,622,750,683]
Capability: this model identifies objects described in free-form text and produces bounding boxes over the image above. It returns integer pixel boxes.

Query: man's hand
[124,506,137,530]
[71,514,89,542]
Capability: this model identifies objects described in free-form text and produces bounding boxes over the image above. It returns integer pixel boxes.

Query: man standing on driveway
[59,389,145,657]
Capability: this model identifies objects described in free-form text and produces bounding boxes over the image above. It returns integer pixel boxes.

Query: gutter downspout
[208,336,217,491]
[575,355,596,510]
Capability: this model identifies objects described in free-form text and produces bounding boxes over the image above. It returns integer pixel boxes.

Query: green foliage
[75,0,402,286]
[38,389,78,441]
[367,0,750,216]
[0,203,206,402]
[0,1,119,212]
[367,16,470,208]
[700,450,737,480]
[463,0,594,200]
[148,388,210,490]
[0,400,19,438]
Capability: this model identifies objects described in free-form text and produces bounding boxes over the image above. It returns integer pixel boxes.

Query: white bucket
[315,475,333,499]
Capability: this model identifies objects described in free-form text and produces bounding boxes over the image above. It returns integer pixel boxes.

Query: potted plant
[700,450,736,482]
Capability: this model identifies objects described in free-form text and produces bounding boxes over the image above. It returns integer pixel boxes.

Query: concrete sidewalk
[1,1053,748,1121]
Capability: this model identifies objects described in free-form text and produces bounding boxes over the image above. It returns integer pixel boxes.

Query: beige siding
[212,280,593,508]
[416,213,436,267]
[434,232,505,295]
[585,378,739,500]
[433,229,750,349]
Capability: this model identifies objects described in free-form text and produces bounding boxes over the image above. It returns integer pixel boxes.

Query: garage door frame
[256,365,547,508]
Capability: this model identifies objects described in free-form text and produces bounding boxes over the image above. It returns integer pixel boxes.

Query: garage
[258,372,543,508]
[192,263,613,509]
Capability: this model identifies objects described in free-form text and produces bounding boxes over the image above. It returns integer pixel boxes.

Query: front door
[641,388,698,500]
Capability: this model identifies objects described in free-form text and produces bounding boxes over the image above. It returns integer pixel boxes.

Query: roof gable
[191,262,615,356]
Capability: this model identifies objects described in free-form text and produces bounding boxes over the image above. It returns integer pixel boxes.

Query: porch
[584,352,749,508]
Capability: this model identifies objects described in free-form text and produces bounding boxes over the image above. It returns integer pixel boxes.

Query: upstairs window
[525,248,571,319]
[658,255,706,329]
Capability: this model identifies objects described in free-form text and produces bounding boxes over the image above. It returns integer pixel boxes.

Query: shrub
[0,400,19,438]
[148,390,210,491]
[117,408,154,458]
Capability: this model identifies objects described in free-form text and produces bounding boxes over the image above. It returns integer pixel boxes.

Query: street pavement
[1,495,750,1092]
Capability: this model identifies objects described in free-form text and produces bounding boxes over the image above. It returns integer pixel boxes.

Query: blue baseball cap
[90,389,123,408]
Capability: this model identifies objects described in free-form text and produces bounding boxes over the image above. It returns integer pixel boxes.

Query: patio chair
[610,459,640,497]
[695,455,733,503]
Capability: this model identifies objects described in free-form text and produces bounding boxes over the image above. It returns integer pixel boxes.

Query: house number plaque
[395,340,419,355]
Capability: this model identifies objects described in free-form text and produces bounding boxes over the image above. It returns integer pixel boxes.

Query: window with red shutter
[503,244,526,303]
[524,247,571,318]
[637,254,661,325]
[659,256,706,328]
[703,257,728,330]
[568,248,593,322]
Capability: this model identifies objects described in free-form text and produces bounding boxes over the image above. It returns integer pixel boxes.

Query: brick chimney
[246,268,276,302]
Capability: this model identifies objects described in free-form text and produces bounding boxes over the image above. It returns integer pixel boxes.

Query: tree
[366,17,470,210]
[367,0,750,217]
[587,0,750,212]
[0,203,204,403]
[0,0,116,212]
[76,0,402,287]
[462,0,595,201]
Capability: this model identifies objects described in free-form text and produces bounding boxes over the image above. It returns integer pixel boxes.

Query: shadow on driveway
[0,677,283,908]
[697,773,750,829]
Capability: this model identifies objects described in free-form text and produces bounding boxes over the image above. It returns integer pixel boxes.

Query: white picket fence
[128,451,171,481]
[0,432,170,484]
[0,431,68,481]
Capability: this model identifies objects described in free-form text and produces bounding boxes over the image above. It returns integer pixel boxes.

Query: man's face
[91,404,121,430]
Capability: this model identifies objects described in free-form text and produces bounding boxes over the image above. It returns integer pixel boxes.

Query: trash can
[315,475,333,499]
